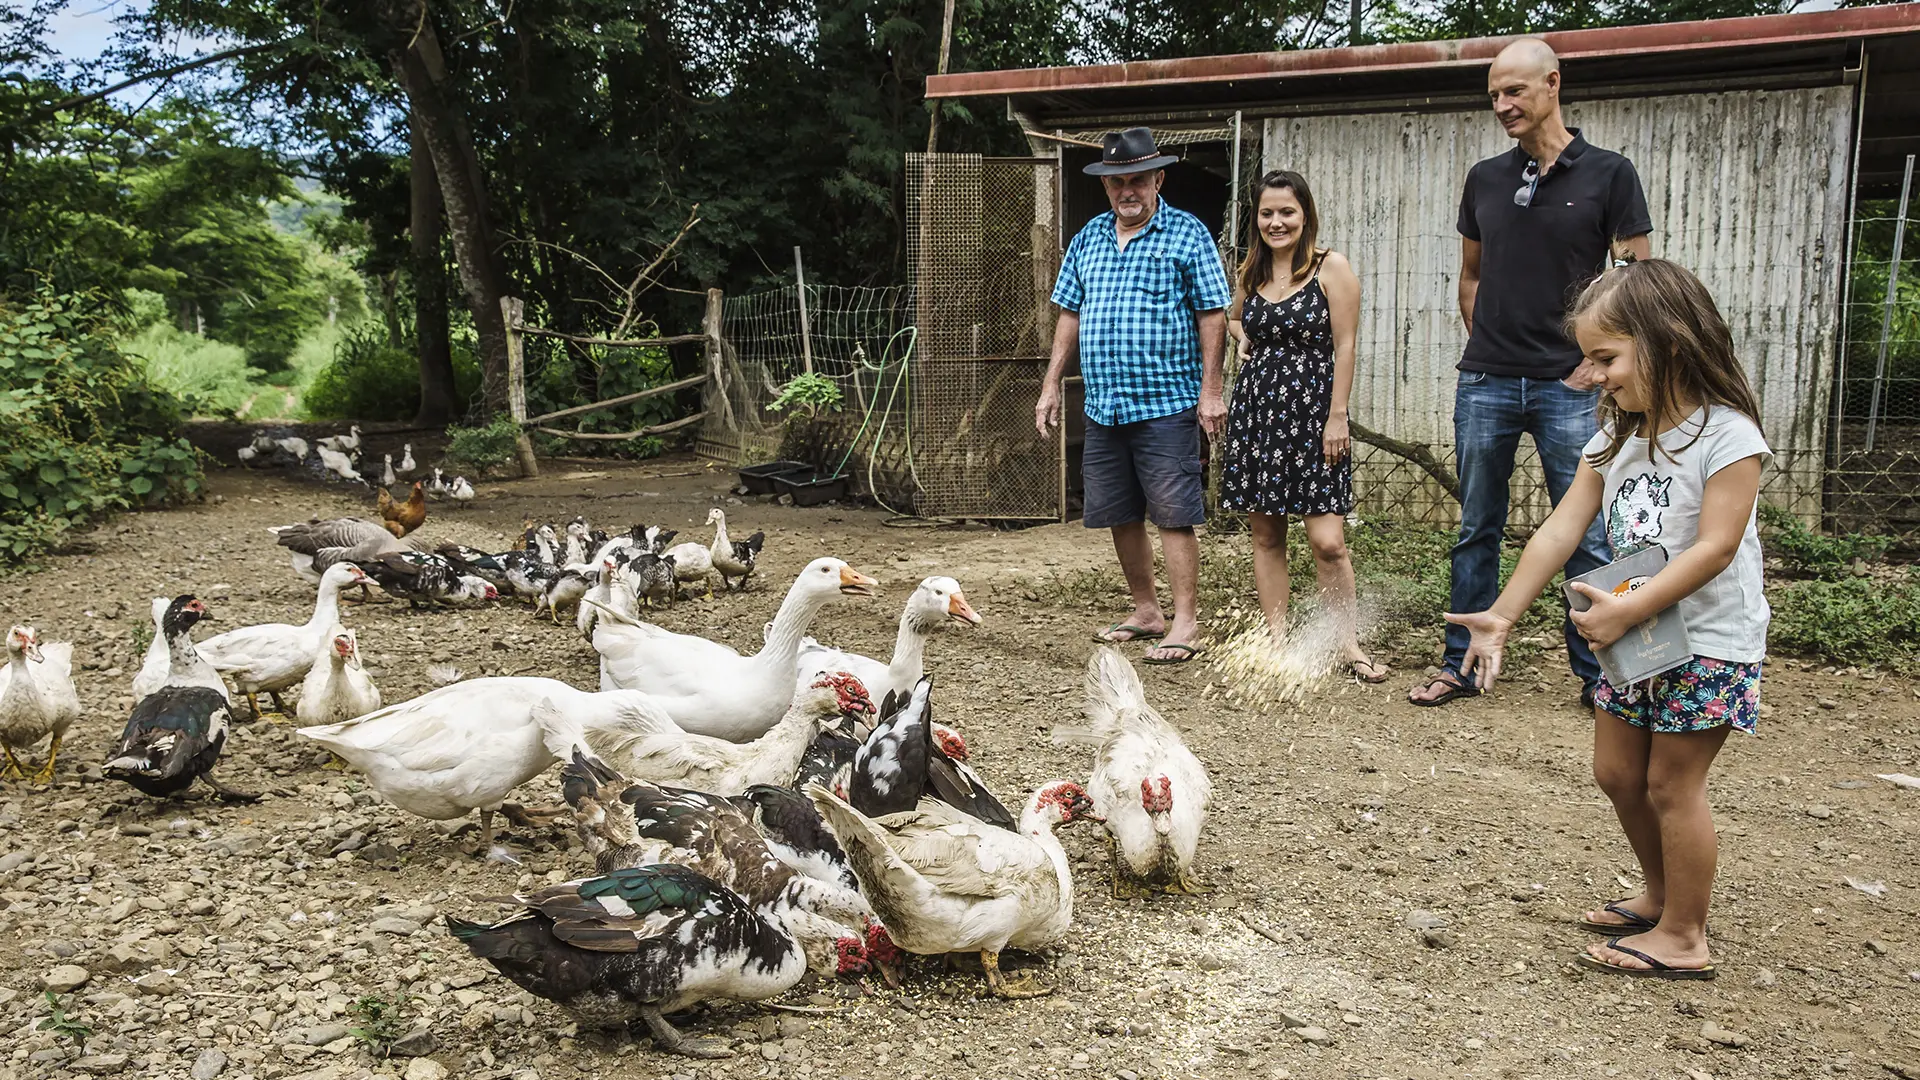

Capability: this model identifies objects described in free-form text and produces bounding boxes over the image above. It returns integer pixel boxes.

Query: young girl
[1222,170,1385,682]
[1447,259,1769,980]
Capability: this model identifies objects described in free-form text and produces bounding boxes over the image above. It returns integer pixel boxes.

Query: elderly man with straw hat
[1037,127,1231,666]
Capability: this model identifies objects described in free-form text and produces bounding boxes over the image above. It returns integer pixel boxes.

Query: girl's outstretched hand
[1442,610,1514,689]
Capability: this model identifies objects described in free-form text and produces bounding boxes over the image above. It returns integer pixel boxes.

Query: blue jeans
[1082,407,1206,530]
[1445,371,1609,687]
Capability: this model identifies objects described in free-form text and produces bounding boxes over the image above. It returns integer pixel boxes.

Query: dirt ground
[1,451,1916,1080]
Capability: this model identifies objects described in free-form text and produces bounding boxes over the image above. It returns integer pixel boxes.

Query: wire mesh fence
[1828,189,1920,543]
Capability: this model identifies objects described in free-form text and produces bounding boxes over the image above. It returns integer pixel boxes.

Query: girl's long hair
[1234,170,1327,318]
[1569,258,1763,466]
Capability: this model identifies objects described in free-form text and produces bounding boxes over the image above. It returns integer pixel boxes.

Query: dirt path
[1,456,1916,1080]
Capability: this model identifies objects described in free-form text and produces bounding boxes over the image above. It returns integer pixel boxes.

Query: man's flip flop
[1575,901,1659,936]
[1093,623,1164,644]
[1409,671,1480,707]
[1142,643,1203,666]
[1575,938,1716,981]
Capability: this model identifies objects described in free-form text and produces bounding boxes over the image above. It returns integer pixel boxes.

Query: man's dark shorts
[1082,406,1205,530]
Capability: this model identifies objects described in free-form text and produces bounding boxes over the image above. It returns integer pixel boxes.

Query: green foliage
[1768,574,1920,671]
[120,319,263,417]
[346,993,414,1058]
[37,992,92,1044]
[443,415,524,476]
[301,324,480,421]
[1757,504,1892,582]
[0,293,204,564]
[767,372,846,420]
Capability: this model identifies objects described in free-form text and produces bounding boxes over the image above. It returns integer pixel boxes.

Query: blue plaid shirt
[1051,201,1231,426]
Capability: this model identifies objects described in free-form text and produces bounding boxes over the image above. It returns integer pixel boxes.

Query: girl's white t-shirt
[1582,407,1772,664]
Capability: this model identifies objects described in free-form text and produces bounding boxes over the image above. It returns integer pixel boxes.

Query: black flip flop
[1575,901,1659,936]
[1576,938,1716,981]
[1141,643,1203,666]
[1349,658,1390,684]
[1409,671,1479,707]
[1093,623,1165,644]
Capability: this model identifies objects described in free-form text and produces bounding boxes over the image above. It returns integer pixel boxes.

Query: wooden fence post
[500,295,540,479]
[703,288,730,435]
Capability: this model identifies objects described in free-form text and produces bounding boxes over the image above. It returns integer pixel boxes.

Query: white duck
[535,671,873,796]
[197,562,369,717]
[426,468,451,501]
[449,476,476,502]
[591,557,878,741]
[397,443,416,476]
[132,595,227,703]
[380,454,397,487]
[298,677,651,849]
[296,627,381,725]
[317,423,362,454]
[660,535,714,598]
[794,576,981,705]
[808,779,1098,998]
[704,508,763,591]
[317,444,365,486]
[0,625,81,783]
[1055,647,1210,896]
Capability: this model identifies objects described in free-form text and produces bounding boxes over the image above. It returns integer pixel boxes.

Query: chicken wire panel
[1264,86,1852,529]
[906,154,1063,520]
[1828,194,1920,544]
[696,284,914,509]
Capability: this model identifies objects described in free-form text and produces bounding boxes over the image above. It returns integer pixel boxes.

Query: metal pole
[1350,0,1361,45]
[794,246,815,375]
[1865,152,1914,452]
[1229,109,1243,263]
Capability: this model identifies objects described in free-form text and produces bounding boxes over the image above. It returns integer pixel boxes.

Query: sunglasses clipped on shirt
[1514,159,1540,207]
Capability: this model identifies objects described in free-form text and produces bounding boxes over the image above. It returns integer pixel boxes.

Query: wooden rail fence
[500,290,723,478]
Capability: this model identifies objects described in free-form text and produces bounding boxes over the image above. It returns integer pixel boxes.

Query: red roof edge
[926,4,1920,99]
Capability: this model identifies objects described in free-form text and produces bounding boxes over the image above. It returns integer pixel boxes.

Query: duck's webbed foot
[636,1006,735,1058]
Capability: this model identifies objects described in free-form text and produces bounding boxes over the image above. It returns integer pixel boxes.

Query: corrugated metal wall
[1261,86,1853,526]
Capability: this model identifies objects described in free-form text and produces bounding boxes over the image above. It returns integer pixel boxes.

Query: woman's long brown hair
[1569,258,1763,467]
[1234,170,1327,319]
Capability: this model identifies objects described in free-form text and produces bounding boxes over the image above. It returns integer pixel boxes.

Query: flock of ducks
[0,480,1214,1060]
[237,424,475,500]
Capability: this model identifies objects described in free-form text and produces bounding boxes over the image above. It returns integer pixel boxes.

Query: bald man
[1411,38,1652,709]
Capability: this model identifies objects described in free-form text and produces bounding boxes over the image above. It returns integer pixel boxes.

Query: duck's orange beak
[838,567,878,597]
[947,591,982,626]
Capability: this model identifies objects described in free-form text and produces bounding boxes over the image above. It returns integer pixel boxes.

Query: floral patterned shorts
[1592,657,1763,734]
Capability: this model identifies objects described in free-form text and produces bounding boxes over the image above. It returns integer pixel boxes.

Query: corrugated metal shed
[1266,87,1852,523]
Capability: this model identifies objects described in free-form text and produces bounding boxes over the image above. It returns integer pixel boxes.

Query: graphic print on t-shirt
[1608,473,1672,556]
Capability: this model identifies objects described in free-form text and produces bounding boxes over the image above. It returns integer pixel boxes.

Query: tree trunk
[386,5,510,411]
[410,116,458,425]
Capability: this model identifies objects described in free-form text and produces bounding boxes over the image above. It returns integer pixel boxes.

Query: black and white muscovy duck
[630,551,676,610]
[105,597,259,802]
[558,751,877,959]
[793,722,860,796]
[446,863,871,1058]
[354,549,497,608]
[737,783,859,893]
[851,676,1015,830]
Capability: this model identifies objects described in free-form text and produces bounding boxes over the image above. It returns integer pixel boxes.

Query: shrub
[766,372,844,419]
[301,323,480,421]
[1756,503,1891,581]
[1768,574,1920,670]
[120,320,263,417]
[443,414,523,476]
[0,293,203,565]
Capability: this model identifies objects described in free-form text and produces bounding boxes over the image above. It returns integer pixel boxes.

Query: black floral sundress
[1220,278,1353,517]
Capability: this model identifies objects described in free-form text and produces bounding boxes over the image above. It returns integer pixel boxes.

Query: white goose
[591,557,878,742]
[298,677,656,849]
[0,625,81,783]
[197,562,369,717]
[533,671,874,796]
[808,780,1099,998]
[794,576,981,704]
[1055,647,1210,896]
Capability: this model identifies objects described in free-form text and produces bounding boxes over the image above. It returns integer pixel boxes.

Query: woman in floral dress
[1222,170,1386,682]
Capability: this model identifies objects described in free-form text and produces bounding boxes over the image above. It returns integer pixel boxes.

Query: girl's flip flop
[1575,901,1659,936]
[1142,643,1203,666]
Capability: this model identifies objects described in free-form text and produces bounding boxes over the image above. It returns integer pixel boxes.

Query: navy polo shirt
[1457,130,1653,379]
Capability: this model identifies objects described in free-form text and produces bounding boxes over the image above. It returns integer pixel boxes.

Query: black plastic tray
[770,470,850,507]
[737,460,811,495]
